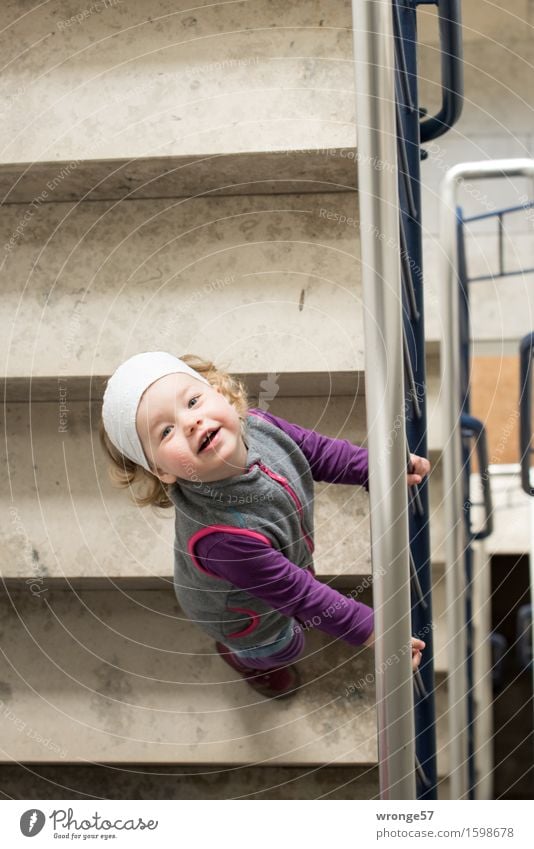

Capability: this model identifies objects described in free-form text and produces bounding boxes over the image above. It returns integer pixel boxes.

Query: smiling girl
[100,352,428,699]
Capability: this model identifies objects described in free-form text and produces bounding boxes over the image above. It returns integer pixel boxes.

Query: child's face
[136,372,248,484]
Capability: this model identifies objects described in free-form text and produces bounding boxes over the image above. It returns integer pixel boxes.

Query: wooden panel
[470,356,520,466]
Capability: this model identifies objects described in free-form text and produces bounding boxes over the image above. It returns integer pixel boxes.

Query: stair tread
[1,192,368,389]
[0,1,356,173]
[0,588,450,770]
[0,176,449,412]
[0,398,445,585]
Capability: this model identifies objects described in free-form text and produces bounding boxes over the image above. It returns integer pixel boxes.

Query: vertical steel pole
[440,158,534,799]
[353,0,416,799]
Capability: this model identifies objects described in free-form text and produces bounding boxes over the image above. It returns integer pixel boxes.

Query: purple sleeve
[249,408,369,489]
[195,532,374,646]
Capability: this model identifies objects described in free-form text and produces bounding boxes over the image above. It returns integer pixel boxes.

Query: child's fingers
[407,473,423,485]
[412,637,426,669]
[411,637,425,670]
[415,455,431,475]
[407,454,431,485]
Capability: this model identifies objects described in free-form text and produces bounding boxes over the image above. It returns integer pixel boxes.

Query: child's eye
[188,395,200,408]
[161,425,172,439]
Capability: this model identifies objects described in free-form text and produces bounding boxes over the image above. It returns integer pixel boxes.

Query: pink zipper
[254,461,314,553]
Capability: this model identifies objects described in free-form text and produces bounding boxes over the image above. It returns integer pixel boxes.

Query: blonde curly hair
[99,353,250,509]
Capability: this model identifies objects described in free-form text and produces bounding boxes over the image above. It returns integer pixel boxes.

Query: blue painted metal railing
[395,0,463,799]
[460,412,493,797]
[519,332,534,497]
[462,202,534,282]
[418,0,464,143]
[461,416,494,542]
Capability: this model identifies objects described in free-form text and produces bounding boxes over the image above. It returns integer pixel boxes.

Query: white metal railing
[353,0,416,799]
[439,158,534,799]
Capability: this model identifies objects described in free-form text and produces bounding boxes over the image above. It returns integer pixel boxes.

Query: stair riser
[0,762,380,800]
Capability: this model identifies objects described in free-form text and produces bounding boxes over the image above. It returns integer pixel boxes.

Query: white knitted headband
[102,351,210,473]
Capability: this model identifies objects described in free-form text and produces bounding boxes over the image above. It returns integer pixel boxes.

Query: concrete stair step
[0,397,446,587]
[0,588,450,774]
[1,191,370,401]
[7,0,521,201]
[1,1,357,200]
[8,0,522,204]
[0,187,454,403]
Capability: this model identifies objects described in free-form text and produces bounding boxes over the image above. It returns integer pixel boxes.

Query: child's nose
[187,413,202,433]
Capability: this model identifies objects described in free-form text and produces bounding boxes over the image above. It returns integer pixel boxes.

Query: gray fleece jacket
[168,411,315,649]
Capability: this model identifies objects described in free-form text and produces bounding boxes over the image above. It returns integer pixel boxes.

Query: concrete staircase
[1,0,527,799]
[0,378,452,796]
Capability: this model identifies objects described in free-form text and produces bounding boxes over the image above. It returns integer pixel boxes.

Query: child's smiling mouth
[198,427,221,453]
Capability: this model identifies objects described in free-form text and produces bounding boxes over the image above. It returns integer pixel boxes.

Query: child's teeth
[201,431,215,451]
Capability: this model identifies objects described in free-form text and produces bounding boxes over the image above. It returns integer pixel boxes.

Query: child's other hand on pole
[411,637,425,670]
[364,632,426,671]
[407,453,431,486]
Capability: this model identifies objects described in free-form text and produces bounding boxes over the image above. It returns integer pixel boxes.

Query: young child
[100,351,429,699]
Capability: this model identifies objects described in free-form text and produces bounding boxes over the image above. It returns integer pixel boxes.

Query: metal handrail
[463,202,534,281]
[353,0,416,799]
[463,200,534,224]
[392,0,416,113]
[419,0,464,142]
[468,267,534,284]
[398,0,450,798]
[461,414,494,540]
[519,332,534,496]
[439,158,534,799]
